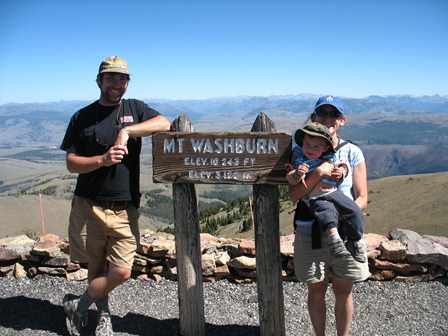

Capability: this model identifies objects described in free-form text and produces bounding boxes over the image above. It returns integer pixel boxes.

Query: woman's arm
[351,160,368,210]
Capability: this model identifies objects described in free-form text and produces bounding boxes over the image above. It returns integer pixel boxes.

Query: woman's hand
[315,161,334,179]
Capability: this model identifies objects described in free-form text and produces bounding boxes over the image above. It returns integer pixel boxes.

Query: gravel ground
[0,276,447,336]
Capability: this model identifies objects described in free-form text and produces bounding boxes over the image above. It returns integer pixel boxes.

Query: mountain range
[1,94,447,180]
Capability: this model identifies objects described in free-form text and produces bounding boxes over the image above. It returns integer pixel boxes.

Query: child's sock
[329,231,342,242]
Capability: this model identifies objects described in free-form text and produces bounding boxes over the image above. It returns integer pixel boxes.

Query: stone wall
[0,228,447,283]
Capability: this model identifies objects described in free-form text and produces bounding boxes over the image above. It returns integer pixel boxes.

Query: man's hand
[101,145,128,166]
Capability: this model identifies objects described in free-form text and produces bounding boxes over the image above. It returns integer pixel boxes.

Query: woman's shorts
[68,195,140,270]
[294,220,370,283]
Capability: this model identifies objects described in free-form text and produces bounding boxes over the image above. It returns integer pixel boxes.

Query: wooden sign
[152,132,292,184]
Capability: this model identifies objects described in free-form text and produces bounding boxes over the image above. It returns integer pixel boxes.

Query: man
[60,56,171,335]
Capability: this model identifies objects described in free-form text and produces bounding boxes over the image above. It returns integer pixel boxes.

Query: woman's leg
[307,280,328,336]
[332,276,354,336]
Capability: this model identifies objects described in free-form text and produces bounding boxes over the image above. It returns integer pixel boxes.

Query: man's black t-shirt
[60,99,160,205]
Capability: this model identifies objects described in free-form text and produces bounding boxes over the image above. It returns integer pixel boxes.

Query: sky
[1,0,447,104]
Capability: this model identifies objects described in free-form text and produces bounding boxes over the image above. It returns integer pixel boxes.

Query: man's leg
[307,280,328,336]
[332,276,354,336]
[86,261,132,300]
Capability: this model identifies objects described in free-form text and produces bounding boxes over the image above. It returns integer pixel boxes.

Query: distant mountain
[1,94,448,179]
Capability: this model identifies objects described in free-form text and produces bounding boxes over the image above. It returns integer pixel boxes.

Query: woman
[289,95,370,336]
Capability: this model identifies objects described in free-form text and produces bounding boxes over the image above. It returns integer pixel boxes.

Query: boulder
[422,235,448,248]
[388,229,422,245]
[407,238,448,270]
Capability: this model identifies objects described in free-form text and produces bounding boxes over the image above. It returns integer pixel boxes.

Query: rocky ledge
[0,229,447,283]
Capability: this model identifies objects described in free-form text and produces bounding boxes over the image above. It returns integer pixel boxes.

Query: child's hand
[297,163,309,176]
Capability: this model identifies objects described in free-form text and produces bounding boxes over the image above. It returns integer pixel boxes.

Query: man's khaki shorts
[68,195,140,269]
[294,221,370,283]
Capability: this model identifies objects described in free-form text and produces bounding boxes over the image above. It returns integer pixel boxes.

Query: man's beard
[102,88,124,105]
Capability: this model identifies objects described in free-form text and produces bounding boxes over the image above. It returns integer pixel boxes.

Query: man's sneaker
[95,313,114,336]
[328,238,351,259]
[63,294,88,336]
[346,239,367,263]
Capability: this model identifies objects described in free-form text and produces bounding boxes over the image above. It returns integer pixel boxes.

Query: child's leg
[322,192,367,263]
[310,199,350,258]
[328,192,364,241]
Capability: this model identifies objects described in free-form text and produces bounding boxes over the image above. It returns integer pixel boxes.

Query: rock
[388,229,422,245]
[422,235,448,248]
[37,233,60,242]
[379,240,407,261]
[0,265,15,276]
[38,266,67,275]
[239,239,256,255]
[217,240,242,259]
[43,253,71,267]
[214,264,231,278]
[0,247,21,262]
[149,265,164,274]
[14,263,27,278]
[372,259,428,275]
[364,233,389,249]
[407,238,448,270]
[32,240,61,257]
[369,270,395,281]
[393,270,446,282]
[201,253,216,276]
[66,263,81,272]
[228,256,256,270]
[1,231,447,283]
[280,235,294,257]
[66,268,88,281]
[150,239,176,258]
[215,251,230,266]
[137,242,152,255]
[200,233,219,253]
[0,235,35,247]
[367,249,381,260]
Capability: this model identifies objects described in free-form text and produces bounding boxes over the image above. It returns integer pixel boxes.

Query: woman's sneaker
[328,238,351,258]
[63,294,88,336]
[96,313,114,336]
[345,239,367,263]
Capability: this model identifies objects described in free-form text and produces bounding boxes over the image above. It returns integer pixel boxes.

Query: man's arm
[65,115,171,175]
[65,145,127,174]
[115,115,171,147]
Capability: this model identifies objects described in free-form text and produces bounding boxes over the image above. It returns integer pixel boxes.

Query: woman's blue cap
[314,95,344,114]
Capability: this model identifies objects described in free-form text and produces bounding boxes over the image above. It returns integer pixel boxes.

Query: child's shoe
[328,238,351,259]
[345,239,367,263]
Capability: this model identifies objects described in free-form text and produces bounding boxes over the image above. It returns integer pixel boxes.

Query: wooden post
[252,113,286,336]
[171,115,206,336]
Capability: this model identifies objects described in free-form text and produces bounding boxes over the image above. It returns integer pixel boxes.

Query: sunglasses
[314,109,342,119]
